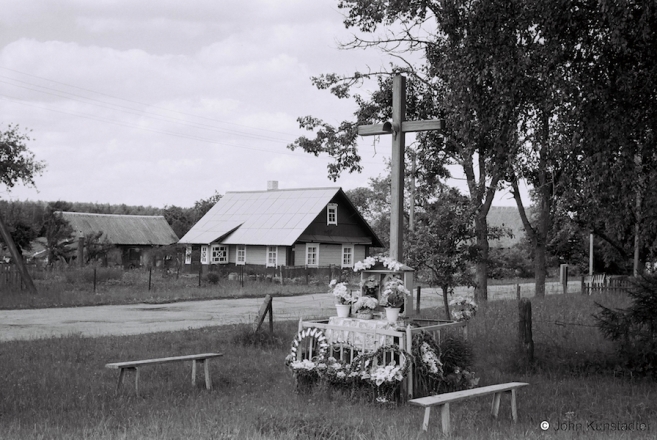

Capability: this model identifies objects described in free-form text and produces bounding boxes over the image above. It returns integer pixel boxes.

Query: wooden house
[178,185,382,271]
[59,212,179,268]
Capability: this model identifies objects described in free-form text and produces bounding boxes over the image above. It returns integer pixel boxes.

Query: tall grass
[0,292,655,439]
[0,267,326,310]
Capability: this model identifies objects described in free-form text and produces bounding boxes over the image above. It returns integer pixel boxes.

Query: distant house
[178,184,382,271]
[58,212,179,268]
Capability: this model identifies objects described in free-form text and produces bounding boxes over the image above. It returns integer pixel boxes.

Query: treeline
[0,191,222,253]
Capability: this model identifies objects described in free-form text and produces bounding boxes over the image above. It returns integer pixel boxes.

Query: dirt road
[0,281,578,342]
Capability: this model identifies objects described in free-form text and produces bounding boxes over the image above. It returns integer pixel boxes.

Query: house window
[236,245,246,265]
[267,246,277,267]
[327,203,338,225]
[185,246,192,264]
[306,244,319,267]
[342,245,353,268]
[200,245,209,264]
[211,244,228,264]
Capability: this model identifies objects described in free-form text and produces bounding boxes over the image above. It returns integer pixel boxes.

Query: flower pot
[356,311,373,320]
[385,307,401,323]
[335,304,351,318]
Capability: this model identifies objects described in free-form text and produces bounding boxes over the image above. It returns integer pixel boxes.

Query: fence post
[518,298,534,366]
[416,286,421,314]
[581,275,585,295]
[198,264,202,287]
[516,284,521,300]
[240,265,244,288]
[148,267,152,291]
[560,264,569,294]
[93,267,97,293]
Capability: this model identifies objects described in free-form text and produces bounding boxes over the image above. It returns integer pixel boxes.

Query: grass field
[0,291,655,439]
[0,267,327,310]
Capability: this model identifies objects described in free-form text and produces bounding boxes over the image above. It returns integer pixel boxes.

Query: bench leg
[204,359,212,390]
[511,389,518,421]
[135,367,140,397]
[116,368,126,394]
[441,403,451,435]
[491,392,501,418]
[192,360,197,386]
[421,407,431,431]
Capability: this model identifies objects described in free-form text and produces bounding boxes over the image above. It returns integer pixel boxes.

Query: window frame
[210,244,228,264]
[236,244,246,265]
[341,244,353,268]
[200,245,209,265]
[306,243,319,267]
[185,246,192,264]
[266,246,278,268]
[327,203,338,225]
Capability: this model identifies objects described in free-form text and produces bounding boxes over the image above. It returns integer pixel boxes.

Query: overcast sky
[0,0,524,209]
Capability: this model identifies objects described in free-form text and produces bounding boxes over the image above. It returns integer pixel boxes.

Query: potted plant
[329,279,353,317]
[352,295,378,320]
[381,275,410,323]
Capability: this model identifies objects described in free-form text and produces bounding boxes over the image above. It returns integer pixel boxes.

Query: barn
[59,212,179,268]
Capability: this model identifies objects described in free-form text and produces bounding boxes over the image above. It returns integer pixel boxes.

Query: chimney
[267,180,279,191]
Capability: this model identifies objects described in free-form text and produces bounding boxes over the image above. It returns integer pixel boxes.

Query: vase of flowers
[381,275,410,322]
[352,295,378,320]
[448,296,478,321]
[329,279,353,317]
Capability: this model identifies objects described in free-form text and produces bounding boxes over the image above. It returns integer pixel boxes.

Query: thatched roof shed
[58,212,178,245]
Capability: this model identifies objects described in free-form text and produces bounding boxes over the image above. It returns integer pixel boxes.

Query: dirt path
[0,281,579,342]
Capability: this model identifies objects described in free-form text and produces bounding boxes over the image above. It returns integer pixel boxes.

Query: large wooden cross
[357,74,444,262]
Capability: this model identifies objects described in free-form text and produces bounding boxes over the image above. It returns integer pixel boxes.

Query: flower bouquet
[381,275,410,308]
[354,254,404,272]
[352,295,378,320]
[329,279,353,305]
[448,296,478,321]
[360,275,380,297]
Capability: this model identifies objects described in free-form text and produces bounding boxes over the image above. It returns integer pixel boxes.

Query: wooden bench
[105,353,223,396]
[409,382,529,434]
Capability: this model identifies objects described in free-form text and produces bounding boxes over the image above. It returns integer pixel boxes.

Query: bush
[594,275,657,377]
[205,272,220,284]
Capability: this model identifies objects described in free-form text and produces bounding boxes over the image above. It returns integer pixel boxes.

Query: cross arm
[357,119,445,136]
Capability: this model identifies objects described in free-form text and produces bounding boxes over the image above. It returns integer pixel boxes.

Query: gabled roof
[58,212,178,246]
[179,187,381,247]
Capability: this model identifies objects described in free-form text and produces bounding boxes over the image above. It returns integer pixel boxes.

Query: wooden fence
[296,317,467,399]
[582,274,631,295]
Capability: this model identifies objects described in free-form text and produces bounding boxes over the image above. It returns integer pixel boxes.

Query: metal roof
[179,187,352,246]
[59,212,179,246]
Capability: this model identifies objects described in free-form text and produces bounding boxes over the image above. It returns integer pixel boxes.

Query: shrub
[594,275,657,377]
[205,272,220,284]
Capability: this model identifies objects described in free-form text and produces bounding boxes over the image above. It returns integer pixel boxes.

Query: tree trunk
[474,212,489,302]
[633,153,644,277]
[442,286,450,320]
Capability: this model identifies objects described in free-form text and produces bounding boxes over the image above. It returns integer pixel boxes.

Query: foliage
[41,205,74,264]
[4,219,37,254]
[83,231,113,263]
[594,275,657,377]
[205,272,220,284]
[0,124,45,190]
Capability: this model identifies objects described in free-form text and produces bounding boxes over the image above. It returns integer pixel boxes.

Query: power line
[0,77,291,143]
[0,65,298,138]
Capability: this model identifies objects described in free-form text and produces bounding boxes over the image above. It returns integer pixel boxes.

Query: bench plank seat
[105,353,223,396]
[409,382,529,434]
